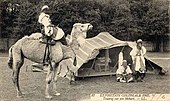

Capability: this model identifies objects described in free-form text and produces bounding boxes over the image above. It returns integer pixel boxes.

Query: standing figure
[130,39,146,82]
[116,60,133,83]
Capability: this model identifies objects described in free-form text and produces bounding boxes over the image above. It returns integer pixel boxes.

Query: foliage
[0,0,169,51]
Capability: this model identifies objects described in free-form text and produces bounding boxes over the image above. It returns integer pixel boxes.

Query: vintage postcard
[0,0,169,101]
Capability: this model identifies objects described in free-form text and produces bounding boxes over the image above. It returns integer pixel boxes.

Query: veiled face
[137,42,142,49]
[122,61,128,67]
[73,23,93,32]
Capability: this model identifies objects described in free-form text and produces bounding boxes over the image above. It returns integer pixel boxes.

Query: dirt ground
[0,52,170,101]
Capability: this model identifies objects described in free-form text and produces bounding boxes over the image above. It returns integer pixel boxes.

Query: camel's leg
[68,71,76,85]
[53,68,60,96]
[12,59,23,98]
[45,62,55,99]
[53,75,60,96]
[52,63,60,96]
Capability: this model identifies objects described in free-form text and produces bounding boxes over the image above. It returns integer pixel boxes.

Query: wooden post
[105,49,109,71]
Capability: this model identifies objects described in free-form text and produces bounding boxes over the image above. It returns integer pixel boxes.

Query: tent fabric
[144,57,168,74]
[74,32,128,71]
[74,32,167,75]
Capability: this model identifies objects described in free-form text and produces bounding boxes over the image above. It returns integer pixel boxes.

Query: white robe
[130,46,146,73]
[116,65,132,74]
[38,12,64,40]
[38,12,53,36]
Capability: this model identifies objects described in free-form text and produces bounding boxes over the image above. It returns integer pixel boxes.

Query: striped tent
[74,32,128,72]
[73,32,167,76]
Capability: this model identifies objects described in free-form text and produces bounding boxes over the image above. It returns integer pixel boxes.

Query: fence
[142,41,154,52]
[143,41,170,52]
[0,38,18,51]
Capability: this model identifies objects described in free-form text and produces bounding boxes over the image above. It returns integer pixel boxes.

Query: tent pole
[145,58,157,74]
[105,49,109,71]
[87,58,96,75]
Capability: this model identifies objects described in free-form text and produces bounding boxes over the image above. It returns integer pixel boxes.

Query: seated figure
[38,5,64,45]
[116,60,134,83]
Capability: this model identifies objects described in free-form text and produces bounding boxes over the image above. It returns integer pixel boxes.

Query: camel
[7,23,93,99]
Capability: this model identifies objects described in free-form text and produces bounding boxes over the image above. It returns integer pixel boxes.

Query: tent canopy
[74,32,167,77]
[75,32,129,69]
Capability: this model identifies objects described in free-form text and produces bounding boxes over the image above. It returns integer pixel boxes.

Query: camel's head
[73,23,93,33]
[68,23,93,47]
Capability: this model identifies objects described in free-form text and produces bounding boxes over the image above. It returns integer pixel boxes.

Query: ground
[0,52,169,101]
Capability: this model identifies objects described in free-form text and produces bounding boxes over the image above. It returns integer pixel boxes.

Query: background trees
[0,0,169,51]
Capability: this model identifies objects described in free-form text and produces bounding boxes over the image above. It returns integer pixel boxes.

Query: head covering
[122,60,127,63]
[41,5,49,11]
[122,60,127,66]
[137,39,142,43]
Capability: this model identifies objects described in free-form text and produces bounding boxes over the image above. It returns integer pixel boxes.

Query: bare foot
[17,92,23,98]
[70,80,77,85]
[45,95,53,99]
[54,92,60,96]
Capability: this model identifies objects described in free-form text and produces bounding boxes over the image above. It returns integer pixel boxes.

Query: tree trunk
[7,38,9,50]
[154,35,161,52]
[163,35,169,52]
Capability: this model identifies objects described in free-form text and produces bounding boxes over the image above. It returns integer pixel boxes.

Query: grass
[0,54,169,101]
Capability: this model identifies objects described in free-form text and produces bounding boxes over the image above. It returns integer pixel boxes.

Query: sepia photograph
[0,0,169,101]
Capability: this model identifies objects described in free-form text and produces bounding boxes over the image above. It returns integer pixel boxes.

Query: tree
[129,0,169,51]
[0,0,15,38]
[1,0,169,52]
